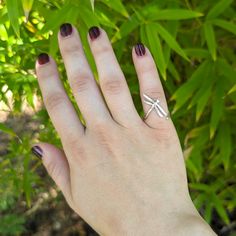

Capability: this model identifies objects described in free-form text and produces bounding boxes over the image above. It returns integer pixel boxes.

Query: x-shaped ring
[143,94,169,120]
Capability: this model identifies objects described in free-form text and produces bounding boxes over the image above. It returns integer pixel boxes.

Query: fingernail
[60,23,73,37]
[134,43,146,56]
[38,53,49,65]
[89,26,100,40]
[31,145,43,159]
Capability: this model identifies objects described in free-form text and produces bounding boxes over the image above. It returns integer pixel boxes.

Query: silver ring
[143,93,169,120]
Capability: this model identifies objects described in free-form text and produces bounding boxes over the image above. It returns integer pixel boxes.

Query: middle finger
[88,27,141,127]
[58,23,111,127]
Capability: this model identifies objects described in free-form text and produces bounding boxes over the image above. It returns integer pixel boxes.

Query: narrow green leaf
[206,0,233,20]
[145,23,166,80]
[90,0,95,11]
[40,4,72,34]
[184,48,210,59]
[189,183,212,192]
[211,194,230,224]
[155,23,189,61]
[22,0,34,21]
[212,19,236,35]
[217,58,236,84]
[210,78,225,138]
[172,60,211,112]
[205,202,213,223]
[203,22,217,61]
[196,86,212,121]
[0,123,17,137]
[218,123,232,170]
[6,0,20,38]
[168,61,180,82]
[228,84,236,94]
[101,0,129,17]
[148,9,203,21]
[111,13,139,43]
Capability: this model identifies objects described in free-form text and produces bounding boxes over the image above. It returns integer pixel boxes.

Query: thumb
[31,142,72,205]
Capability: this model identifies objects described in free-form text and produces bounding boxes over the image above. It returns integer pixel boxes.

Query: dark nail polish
[89,26,100,40]
[134,43,146,56]
[38,53,49,65]
[31,145,43,159]
[60,23,73,37]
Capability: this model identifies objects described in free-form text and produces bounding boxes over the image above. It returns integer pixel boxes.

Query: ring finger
[132,43,170,129]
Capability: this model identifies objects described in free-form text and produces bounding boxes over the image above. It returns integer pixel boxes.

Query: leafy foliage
[0,0,236,234]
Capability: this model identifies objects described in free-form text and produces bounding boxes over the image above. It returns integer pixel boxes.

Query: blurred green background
[0,0,236,235]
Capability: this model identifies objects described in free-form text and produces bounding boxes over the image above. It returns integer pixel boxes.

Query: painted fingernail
[89,26,100,40]
[38,53,49,65]
[60,23,73,37]
[31,145,43,159]
[134,43,146,56]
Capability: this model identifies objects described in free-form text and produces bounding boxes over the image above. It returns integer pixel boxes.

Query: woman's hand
[33,24,216,235]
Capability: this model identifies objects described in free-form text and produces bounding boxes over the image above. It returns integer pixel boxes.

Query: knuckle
[70,73,92,93]
[93,44,112,56]
[102,79,124,95]
[64,132,80,150]
[141,61,157,74]
[44,92,66,111]
[143,89,164,100]
[62,42,81,54]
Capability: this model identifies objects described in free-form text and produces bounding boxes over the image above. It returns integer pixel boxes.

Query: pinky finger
[31,142,73,207]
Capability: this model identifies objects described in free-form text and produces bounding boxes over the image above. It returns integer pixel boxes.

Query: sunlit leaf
[90,0,95,11]
[155,23,189,61]
[21,0,34,21]
[228,84,236,94]
[145,23,166,80]
[101,0,129,17]
[6,0,20,38]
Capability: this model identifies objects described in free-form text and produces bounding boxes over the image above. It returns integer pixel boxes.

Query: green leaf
[0,123,18,137]
[6,0,21,38]
[90,0,95,11]
[155,23,189,61]
[206,0,233,20]
[101,0,129,17]
[204,202,213,223]
[21,0,34,20]
[228,84,236,94]
[210,78,225,138]
[212,19,236,35]
[203,22,217,61]
[196,86,212,121]
[148,9,203,21]
[39,4,73,34]
[184,48,210,59]
[211,194,230,224]
[217,123,232,170]
[172,60,211,112]
[145,23,166,80]
[111,13,139,43]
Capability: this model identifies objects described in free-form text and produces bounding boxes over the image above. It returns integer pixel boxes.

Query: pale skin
[34,24,216,235]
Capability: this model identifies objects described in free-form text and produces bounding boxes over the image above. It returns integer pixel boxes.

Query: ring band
[143,93,169,120]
